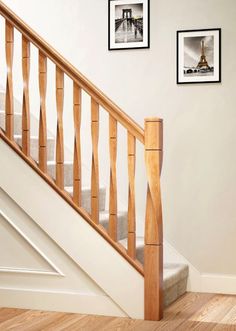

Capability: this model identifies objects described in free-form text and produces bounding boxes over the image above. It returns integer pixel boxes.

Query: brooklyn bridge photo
[114,4,143,43]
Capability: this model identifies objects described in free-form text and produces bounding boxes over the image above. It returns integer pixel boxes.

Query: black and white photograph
[108,0,150,50]
[177,29,221,84]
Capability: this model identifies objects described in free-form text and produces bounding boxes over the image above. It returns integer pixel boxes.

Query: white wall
[2,0,236,277]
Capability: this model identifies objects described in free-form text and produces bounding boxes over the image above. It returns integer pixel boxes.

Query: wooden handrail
[0,0,144,143]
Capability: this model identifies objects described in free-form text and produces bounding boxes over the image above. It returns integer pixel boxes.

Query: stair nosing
[14,134,55,140]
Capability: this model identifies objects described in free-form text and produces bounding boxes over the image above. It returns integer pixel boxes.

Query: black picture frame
[108,0,150,51]
[177,28,221,84]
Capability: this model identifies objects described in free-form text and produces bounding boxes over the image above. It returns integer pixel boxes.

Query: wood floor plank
[211,297,236,331]
[1,293,236,330]
[41,313,87,331]
[98,317,136,331]
[176,295,236,331]
[63,315,115,331]
[126,319,163,331]
[0,308,26,324]
[0,310,63,331]
[151,292,216,330]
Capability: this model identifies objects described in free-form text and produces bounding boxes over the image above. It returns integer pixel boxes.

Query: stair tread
[0,110,21,114]
[119,236,144,249]
[99,210,127,218]
[14,134,54,140]
[47,160,72,165]
[65,185,106,193]
[0,111,26,118]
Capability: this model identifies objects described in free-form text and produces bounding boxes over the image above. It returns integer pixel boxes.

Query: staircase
[0,1,188,321]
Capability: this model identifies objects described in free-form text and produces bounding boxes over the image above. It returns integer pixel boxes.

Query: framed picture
[177,28,221,84]
[108,0,150,50]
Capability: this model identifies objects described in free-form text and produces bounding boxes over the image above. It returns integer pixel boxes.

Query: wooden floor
[1,293,236,330]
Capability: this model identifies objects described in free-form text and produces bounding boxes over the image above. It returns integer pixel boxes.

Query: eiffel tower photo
[196,40,210,70]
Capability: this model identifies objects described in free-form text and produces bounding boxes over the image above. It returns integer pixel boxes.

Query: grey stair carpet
[65,186,106,213]
[0,111,22,135]
[14,135,55,162]
[47,160,74,187]
[100,210,127,241]
[0,97,189,308]
[0,109,42,136]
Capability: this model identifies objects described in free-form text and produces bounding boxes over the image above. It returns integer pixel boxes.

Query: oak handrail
[0,0,144,143]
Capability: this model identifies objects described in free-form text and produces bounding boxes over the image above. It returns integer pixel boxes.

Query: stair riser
[164,276,188,307]
[14,137,55,162]
[81,190,106,213]
[65,187,106,212]
[0,112,22,135]
[47,163,74,187]
[100,214,127,241]
[0,92,22,115]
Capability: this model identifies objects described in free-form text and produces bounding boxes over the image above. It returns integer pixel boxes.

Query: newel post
[144,117,163,321]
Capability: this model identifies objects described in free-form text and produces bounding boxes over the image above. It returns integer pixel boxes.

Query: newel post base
[144,244,163,320]
[144,117,163,321]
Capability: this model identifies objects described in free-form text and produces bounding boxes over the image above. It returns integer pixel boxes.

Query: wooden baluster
[38,51,47,172]
[22,36,30,156]
[5,21,14,140]
[73,82,82,205]
[127,133,136,259]
[56,66,64,189]
[108,115,117,241]
[91,98,99,224]
[144,118,163,321]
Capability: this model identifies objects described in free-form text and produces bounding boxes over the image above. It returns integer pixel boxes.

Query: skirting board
[0,288,127,317]
[164,240,236,295]
[200,273,236,295]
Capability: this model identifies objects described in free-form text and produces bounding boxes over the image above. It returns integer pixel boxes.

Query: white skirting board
[200,273,236,295]
[164,238,236,295]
